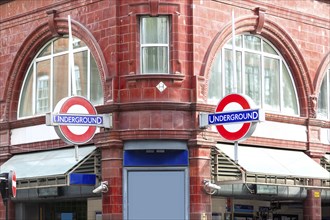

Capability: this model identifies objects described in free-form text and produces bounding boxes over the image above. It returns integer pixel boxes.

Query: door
[124,169,188,220]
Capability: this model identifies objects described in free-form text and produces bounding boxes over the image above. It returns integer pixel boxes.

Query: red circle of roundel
[11,171,16,198]
[58,96,97,144]
[215,94,252,141]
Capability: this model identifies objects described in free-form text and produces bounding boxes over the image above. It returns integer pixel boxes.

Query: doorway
[123,168,189,220]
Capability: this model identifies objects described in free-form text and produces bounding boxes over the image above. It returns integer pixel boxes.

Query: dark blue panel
[69,173,96,185]
[124,150,188,167]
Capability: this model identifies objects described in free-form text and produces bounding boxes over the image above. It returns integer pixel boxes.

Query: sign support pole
[234,141,238,163]
[75,145,79,161]
[232,10,237,93]
[5,198,8,220]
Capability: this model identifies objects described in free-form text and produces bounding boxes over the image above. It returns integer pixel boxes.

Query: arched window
[18,36,103,118]
[318,67,330,119]
[208,34,299,115]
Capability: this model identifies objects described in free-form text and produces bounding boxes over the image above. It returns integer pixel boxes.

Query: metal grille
[211,146,330,189]
[17,149,101,189]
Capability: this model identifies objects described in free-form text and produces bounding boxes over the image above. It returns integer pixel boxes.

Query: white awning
[325,154,330,163]
[0,146,96,179]
[216,144,330,180]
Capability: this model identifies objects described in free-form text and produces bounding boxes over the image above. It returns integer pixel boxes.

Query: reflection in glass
[208,53,222,104]
[19,67,34,117]
[142,47,168,74]
[90,57,103,105]
[245,52,261,105]
[224,49,242,96]
[54,38,68,54]
[263,41,277,55]
[36,60,50,114]
[141,17,168,44]
[264,57,280,111]
[317,72,329,119]
[73,51,88,97]
[38,42,51,57]
[53,54,68,106]
[282,63,298,115]
[141,16,169,74]
[18,36,104,118]
[244,35,261,51]
[208,34,299,116]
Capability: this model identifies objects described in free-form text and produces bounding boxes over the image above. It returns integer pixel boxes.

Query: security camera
[205,181,221,190]
[93,181,109,194]
[202,179,221,195]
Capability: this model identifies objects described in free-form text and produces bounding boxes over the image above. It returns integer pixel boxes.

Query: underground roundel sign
[46,96,112,145]
[208,94,265,142]
[8,170,16,198]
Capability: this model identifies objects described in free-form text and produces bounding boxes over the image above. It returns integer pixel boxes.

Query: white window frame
[36,74,50,114]
[208,34,300,116]
[140,16,170,74]
[18,36,102,119]
[317,68,330,119]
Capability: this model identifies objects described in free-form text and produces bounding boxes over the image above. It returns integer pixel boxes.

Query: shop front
[0,146,102,220]
[210,144,330,219]
[122,140,190,220]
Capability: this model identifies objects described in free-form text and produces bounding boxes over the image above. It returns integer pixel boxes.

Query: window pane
[36,60,50,114]
[73,51,88,97]
[90,57,103,105]
[263,41,278,55]
[264,57,280,111]
[142,47,168,73]
[19,67,33,117]
[38,42,51,57]
[226,35,243,48]
[53,54,68,106]
[244,35,261,51]
[19,36,104,118]
[141,17,168,44]
[73,37,86,49]
[317,74,328,119]
[208,53,222,104]
[282,63,298,115]
[224,49,242,95]
[54,38,68,54]
[245,52,261,105]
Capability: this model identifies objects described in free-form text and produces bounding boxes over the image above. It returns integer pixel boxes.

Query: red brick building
[0,0,329,219]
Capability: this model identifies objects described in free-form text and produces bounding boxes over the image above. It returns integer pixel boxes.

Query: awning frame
[211,147,330,189]
[16,148,101,189]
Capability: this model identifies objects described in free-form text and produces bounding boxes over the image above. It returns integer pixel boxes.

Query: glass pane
[38,42,51,57]
[236,51,242,93]
[19,67,34,117]
[208,53,222,104]
[244,35,261,51]
[264,57,280,111]
[141,17,168,44]
[90,56,103,105]
[282,63,298,115]
[73,51,88,98]
[142,47,168,73]
[53,54,69,107]
[54,37,68,54]
[36,60,50,114]
[245,52,261,105]
[226,35,243,48]
[73,37,86,49]
[263,41,278,55]
[317,74,328,119]
[224,49,242,95]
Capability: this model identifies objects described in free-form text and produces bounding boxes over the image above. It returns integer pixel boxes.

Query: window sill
[124,73,185,86]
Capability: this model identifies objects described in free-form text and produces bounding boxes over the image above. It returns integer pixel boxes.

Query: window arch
[317,66,330,119]
[18,36,103,118]
[207,34,299,116]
